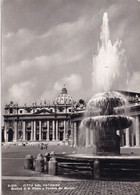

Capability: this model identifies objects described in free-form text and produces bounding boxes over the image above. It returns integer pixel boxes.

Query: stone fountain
[49,12,140,179]
[83,91,133,155]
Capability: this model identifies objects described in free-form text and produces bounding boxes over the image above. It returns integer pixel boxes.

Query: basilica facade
[3,86,85,146]
[2,87,140,148]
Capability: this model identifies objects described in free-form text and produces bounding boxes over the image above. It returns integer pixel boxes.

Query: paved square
[2,145,140,195]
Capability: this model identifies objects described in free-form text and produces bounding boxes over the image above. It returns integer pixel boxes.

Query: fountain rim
[54,153,140,160]
[83,115,133,120]
[82,115,133,130]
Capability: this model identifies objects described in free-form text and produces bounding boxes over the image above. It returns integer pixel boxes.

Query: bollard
[48,157,57,175]
[50,151,55,157]
[24,154,33,169]
[35,154,44,172]
[94,159,100,180]
[44,153,50,173]
[44,153,50,161]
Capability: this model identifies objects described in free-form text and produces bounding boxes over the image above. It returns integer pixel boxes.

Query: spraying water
[93,12,127,92]
[78,12,132,149]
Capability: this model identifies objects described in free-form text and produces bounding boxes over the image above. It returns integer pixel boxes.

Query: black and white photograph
[1,0,140,194]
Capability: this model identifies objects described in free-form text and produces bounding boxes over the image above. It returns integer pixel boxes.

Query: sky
[2,0,140,109]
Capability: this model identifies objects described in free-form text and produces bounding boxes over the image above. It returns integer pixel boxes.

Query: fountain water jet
[93,12,128,92]
[82,12,133,155]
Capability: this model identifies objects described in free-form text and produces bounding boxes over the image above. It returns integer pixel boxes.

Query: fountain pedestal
[95,128,120,155]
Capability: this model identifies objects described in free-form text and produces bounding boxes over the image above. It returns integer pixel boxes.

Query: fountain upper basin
[83,115,133,130]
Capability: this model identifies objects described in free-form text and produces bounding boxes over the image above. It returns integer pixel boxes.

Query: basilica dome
[54,86,74,105]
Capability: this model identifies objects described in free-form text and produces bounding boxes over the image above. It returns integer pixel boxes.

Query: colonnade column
[14,121,17,142]
[52,120,55,141]
[122,134,125,147]
[131,133,134,147]
[116,130,121,147]
[22,121,26,141]
[33,121,36,141]
[56,121,58,141]
[116,130,120,136]
[71,122,74,146]
[132,120,135,147]
[93,130,96,147]
[85,128,90,147]
[120,130,125,146]
[135,116,140,147]
[73,122,77,147]
[90,129,94,146]
[125,128,130,147]
[47,120,50,141]
[39,121,42,141]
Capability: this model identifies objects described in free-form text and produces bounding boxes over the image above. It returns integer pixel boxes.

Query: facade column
[33,121,36,141]
[56,120,58,141]
[31,121,34,141]
[85,128,90,147]
[39,121,42,141]
[63,120,66,142]
[14,121,18,142]
[52,120,55,141]
[47,120,50,141]
[125,128,130,147]
[66,121,69,140]
[73,122,77,147]
[4,122,8,142]
[65,121,69,145]
[135,116,140,147]
[22,121,26,141]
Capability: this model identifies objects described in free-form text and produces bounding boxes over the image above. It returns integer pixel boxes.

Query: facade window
[20,110,23,113]
[69,109,71,112]
[10,108,13,114]
[9,121,13,127]
[36,121,39,129]
[59,121,64,127]
[26,107,32,113]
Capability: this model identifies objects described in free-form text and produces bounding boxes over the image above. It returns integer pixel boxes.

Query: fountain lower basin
[54,153,140,179]
[83,115,133,130]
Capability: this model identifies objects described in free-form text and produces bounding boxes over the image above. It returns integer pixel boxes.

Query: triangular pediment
[33,108,52,115]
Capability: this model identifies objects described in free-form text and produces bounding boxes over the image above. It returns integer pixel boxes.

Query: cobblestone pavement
[2,176,140,195]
